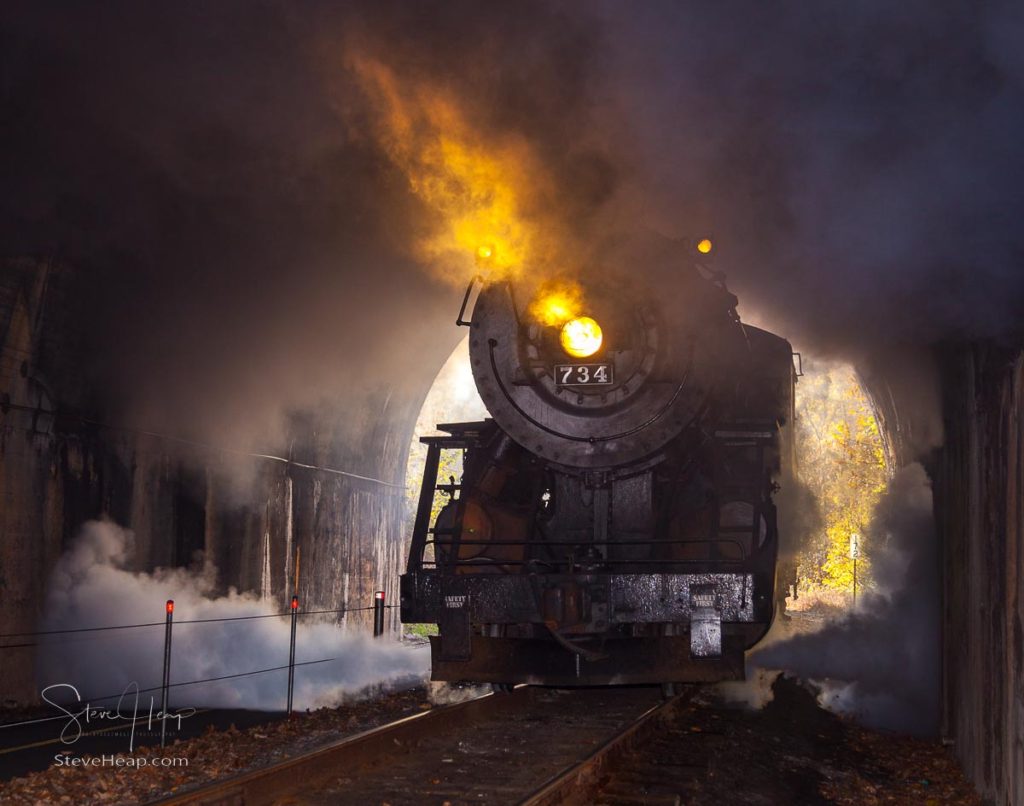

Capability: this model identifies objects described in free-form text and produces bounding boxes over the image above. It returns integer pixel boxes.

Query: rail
[521,686,698,805]
[146,689,509,806]
[145,686,692,806]
[413,534,754,575]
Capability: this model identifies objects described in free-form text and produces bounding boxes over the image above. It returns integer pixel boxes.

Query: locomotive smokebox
[468,259,744,470]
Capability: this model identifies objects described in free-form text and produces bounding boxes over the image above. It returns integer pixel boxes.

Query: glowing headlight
[697,238,713,254]
[560,316,603,358]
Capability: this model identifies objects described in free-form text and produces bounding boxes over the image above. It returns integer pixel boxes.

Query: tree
[795,361,888,594]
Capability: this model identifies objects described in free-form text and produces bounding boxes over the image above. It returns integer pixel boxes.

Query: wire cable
[0,401,403,489]
[0,657,338,730]
[0,604,386,640]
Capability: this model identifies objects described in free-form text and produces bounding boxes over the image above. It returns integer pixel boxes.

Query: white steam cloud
[38,521,428,710]
[750,463,939,734]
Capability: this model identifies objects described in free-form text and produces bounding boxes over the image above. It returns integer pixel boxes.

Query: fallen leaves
[0,688,431,806]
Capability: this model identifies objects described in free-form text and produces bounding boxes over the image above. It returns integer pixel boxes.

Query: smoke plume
[38,521,428,710]
[0,0,617,455]
[4,1,1023,445]
[597,1,1024,354]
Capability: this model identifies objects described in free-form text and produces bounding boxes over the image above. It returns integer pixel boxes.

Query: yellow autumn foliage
[795,362,889,593]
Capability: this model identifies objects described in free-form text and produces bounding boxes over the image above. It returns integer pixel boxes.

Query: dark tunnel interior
[4,260,1022,799]
[2,2,1024,802]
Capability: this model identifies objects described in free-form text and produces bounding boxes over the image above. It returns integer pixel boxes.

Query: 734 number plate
[555,364,614,386]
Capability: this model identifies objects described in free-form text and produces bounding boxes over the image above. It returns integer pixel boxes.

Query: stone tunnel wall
[0,419,421,706]
[936,344,1024,805]
[0,257,456,706]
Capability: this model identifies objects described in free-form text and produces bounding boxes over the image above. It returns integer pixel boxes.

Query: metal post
[160,600,174,748]
[287,595,299,716]
[853,558,858,609]
[849,532,860,611]
[373,590,386,637]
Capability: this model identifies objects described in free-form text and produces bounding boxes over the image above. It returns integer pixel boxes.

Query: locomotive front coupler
[535,574,609,635]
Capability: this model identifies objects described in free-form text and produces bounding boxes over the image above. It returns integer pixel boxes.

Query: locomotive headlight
[560,316,603,358]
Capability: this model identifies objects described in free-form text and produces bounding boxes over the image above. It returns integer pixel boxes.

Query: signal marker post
[373,590,386,637]
[849,533,860,608]
[160,600,174,747]
[287,595,299,716]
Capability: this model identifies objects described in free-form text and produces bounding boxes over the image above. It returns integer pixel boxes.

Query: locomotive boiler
[401,236,796,688]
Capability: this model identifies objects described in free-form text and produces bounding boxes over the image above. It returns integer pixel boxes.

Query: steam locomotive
[401,236,795,688]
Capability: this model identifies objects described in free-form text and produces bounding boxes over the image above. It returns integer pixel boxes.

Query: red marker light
[291,596,299,610]
[374,590,385,601]
[166,600,174,614]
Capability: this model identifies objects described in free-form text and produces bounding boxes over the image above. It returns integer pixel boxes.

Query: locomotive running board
[401,571,765,625]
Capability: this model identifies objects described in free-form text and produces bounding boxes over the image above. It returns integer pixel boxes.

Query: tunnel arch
[404,332,896,607]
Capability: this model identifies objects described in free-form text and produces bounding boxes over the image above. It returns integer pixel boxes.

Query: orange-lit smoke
[350,57,569,285]
[528,278,585,326]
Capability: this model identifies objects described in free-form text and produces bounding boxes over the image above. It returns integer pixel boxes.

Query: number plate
[554,364,614,386]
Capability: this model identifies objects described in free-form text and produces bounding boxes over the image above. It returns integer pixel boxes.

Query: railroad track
[149,685,697,806]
